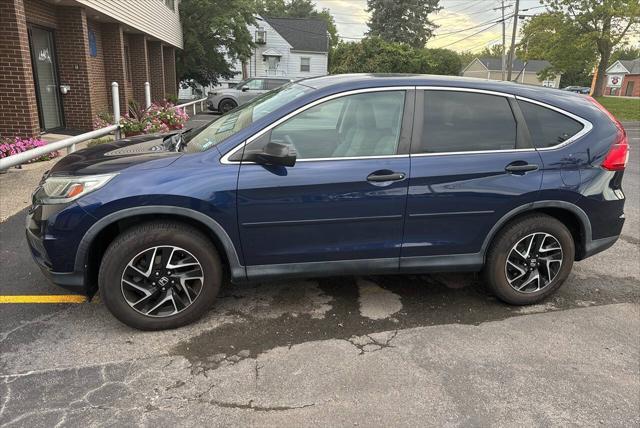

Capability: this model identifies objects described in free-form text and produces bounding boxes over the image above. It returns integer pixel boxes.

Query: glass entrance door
[29,26,63,131]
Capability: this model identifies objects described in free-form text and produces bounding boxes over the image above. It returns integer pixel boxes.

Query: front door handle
[367,171,406,182]
[505,161,539,174]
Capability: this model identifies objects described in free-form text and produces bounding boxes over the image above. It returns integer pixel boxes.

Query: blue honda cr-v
[26,75,629,330]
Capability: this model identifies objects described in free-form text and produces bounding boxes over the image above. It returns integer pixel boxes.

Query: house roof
[619,59,640,74]
[264,17,328,53]
[475,57,553,73]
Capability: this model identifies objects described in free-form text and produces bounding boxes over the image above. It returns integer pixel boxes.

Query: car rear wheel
[484,214,575,305]
[99,221,222,330]
[218,99,237,113]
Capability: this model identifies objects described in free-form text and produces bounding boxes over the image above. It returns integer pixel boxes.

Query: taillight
[602,130,629,171]
[586,96,629,171]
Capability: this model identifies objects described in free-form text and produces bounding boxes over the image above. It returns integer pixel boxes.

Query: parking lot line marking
[0,295,87,304]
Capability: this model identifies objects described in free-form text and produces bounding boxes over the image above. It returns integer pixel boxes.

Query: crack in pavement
[0,309,70,344]
[208,399,315,412]
[344,330,399,355]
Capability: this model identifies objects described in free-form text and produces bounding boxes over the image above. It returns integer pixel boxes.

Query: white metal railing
[265,69,287,77]
[0,125,120,171]
[175,97,207,116]
[0,82,203,171]
[0,82,124,171]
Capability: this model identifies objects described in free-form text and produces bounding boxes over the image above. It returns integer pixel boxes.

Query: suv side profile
[26,75,628,330]
[207,77,291,113]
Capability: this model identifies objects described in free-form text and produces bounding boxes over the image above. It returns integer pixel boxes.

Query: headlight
[33,174,116,205]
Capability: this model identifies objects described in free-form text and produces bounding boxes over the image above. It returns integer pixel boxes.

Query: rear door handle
[367,171,406,182]
[505,162,539,174]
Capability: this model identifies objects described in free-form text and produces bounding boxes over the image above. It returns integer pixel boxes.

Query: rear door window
[518,100,584,148]
[415,90,521,154]
[265,79,287,90]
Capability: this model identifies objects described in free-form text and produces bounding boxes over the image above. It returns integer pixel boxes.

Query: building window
[88,30,97,57]
[300,57,310,72]
[165,0,175,11]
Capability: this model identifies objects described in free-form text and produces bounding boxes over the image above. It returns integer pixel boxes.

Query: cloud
[429,9,504,52]
[313,0,547,51]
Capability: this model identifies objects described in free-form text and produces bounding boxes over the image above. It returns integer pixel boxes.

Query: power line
[437,21,503,48]
[434,14,513,37]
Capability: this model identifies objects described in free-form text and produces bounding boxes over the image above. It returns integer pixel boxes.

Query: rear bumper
[581,235,619,260]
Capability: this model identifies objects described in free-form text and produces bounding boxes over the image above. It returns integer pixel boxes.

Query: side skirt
[238,254,484,282]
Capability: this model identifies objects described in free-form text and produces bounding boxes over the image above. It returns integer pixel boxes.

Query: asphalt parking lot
[0,121,638,427]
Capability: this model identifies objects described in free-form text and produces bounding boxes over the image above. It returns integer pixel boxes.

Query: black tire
[218,99,237,113]
[484,214,575,305]
[99,221,222,330]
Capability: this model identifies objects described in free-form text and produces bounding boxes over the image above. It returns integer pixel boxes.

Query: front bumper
[25,202,92,294]
[26,227,87,294]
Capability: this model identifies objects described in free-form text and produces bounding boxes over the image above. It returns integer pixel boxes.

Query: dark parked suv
[26,75,629,330]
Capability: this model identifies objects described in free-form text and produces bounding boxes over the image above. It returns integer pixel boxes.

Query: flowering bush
[0,137,60,162]
[118,101,189,137]
[93,111,114,130]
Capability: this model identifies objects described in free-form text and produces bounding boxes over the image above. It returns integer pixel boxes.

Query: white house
[180,15,329,98]
[226,15,329,86]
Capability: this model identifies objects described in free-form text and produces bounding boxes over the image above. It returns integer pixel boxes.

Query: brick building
[0,0,183,138]
[605,59,640,97]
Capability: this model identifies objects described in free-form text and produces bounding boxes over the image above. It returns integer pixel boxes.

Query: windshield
[186,83,313,153]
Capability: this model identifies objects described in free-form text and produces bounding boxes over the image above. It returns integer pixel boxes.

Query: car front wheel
[484,214,575,305]
[218,99,237,113]
[99,221,222,330]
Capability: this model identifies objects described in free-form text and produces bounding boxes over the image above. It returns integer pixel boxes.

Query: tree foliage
[517,11,597,87]
[366,0,441,49]
[177,0,256,88]
[255,0,339,47]
[610,45,640,64]
[519,0,639,95]
[330,37,461,75]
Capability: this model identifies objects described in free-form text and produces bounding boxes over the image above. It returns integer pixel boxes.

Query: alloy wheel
[505,232,563,293]
[121,246,204,317]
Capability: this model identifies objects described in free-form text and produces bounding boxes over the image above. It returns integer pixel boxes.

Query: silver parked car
[207,77,292,113]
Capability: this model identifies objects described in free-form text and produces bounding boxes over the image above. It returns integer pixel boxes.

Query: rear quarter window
[518,100,584,148]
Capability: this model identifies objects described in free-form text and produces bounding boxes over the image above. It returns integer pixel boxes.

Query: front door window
[29,26,63,131]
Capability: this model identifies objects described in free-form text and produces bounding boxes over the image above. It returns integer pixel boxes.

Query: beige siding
[463,70,489,79]
[77,0,182,48]
[463,60,488,73]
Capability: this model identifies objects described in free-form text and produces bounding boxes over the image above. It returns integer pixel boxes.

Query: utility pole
[506,0,520,81]
[501,0,506,80]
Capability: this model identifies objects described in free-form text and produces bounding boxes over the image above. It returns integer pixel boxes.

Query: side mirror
[243,141,297,167]
[241,86,250,92]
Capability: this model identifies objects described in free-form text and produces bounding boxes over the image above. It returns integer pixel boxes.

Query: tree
[366,0,441,49]
[256,0,339,47]
[330,37,461,75]
[177,0,256,88]
[517,12,597,87]
[610,45,640,64]
[478,44,505,59]
[541,0,640,96]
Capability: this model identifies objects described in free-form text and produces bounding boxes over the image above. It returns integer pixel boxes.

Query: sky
[313,0,548,52]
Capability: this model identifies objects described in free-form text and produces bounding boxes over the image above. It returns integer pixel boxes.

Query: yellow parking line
[0,295,87,304]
